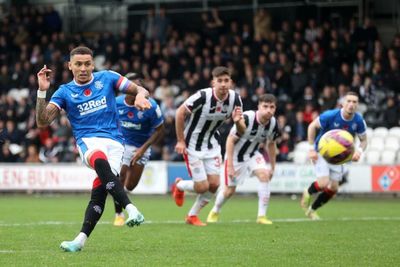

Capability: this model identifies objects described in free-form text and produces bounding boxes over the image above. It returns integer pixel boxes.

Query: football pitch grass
[0,194,399,266]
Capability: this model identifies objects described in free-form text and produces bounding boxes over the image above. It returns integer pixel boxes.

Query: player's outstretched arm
[307,118,320,163]
[36,65,60,128]
[125,83,151,111]
[36,101,60,128]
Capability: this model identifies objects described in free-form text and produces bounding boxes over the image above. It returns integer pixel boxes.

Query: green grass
[0,194,399,266]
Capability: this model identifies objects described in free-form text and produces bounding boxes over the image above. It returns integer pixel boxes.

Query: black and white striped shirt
[184,87,242,152]
[230,110,279,162]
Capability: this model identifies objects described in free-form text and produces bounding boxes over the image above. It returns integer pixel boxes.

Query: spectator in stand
[382,97,400,128]
[25,144,41,163]
[318,85,337,112]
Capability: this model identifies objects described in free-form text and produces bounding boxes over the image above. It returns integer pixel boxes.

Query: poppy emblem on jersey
[83,89,92,97]
[127,111,134,119]
[216,107,222,112]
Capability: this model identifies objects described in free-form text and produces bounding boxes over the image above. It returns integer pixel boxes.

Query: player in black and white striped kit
[207,94,280,224]
[171,66,246,226]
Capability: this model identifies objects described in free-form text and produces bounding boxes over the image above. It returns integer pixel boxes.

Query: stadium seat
[293,150,308,164]
[369,137,385,151]
[295,141,310,151]
[384,137,400,151]
[388,127,400,138]
[365,127,374,139]
[365,150,381,165]
[373,127,388,138]
[380,151,396,165]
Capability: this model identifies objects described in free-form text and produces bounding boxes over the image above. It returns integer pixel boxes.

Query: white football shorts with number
[223,151,270,187]
[183,149,222,182]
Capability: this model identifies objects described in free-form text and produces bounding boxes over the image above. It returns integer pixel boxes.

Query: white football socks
[188,191,213,216]
[257,182,270,217]
[73,232,87,246]
[177,180,194,192]
[125,203,139,218]
[212,189,228,213]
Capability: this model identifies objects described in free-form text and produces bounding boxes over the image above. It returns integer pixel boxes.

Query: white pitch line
[1,217,400,227]
[0,250,15,253]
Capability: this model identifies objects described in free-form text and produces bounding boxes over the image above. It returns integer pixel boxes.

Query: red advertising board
[371,166,400,192]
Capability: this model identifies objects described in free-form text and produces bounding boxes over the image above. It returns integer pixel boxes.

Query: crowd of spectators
[0,4,399,163]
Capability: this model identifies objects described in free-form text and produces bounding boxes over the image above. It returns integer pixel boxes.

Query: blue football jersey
[50,70,131,143]
[315,108,367,148]
[116,96,164,147]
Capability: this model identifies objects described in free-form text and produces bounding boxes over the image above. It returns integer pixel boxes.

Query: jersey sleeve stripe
[116,77,130,92]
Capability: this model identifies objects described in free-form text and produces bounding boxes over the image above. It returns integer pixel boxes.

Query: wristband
[308,143,315,151]
[356,147,364,155]
[37,90,47,98]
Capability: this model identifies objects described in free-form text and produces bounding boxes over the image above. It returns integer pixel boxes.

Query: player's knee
[194,183,209,193]
[208,182,219,193]
[258,174,270,183]
[88,150,108,168]
[317,177,330,188]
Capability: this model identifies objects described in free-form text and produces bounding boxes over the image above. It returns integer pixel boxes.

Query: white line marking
[0,250,14,253]
[1,217,400,227]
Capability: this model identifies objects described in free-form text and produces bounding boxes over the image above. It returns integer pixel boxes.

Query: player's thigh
[77,137,123,175]
[223,160,248,187]
[125,163,145,190]
[328,164,348,186]
[106,139,125,175]
[203,155,222,176]
[185,153,208,182]
[249,152,270,182]
[127,164,145,183]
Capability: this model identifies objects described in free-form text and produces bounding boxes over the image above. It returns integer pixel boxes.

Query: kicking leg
[60,178,107,252]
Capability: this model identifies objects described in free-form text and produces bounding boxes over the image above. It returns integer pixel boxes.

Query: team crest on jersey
[118,110,124,115]
[95,81,104,90]
[127,111,134,119]
[137,111,143,119]
[84,88,92,97]
[352,123,357,130]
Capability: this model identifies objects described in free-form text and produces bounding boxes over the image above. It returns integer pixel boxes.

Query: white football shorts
[184,148,222,182]
[77,137,124,176]
[314,154,349,181]
[223,151,270,187]
[122,144,151,166]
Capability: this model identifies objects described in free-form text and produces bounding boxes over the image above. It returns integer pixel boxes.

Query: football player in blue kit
[36,46,151,252]
[113,73,164,226]
[301,91,368,220]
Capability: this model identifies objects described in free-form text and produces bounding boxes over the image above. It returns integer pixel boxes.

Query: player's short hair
[211,66,231,78]
[70,46,93,58]
[345,91,359,98]
[258,94,277,104]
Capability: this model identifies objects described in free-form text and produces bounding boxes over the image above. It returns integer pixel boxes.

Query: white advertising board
[0,161,167,194]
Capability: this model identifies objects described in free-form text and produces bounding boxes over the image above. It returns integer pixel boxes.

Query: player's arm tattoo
[36,100,60,128]
[126,82,150,98]
[358,134,368,152]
